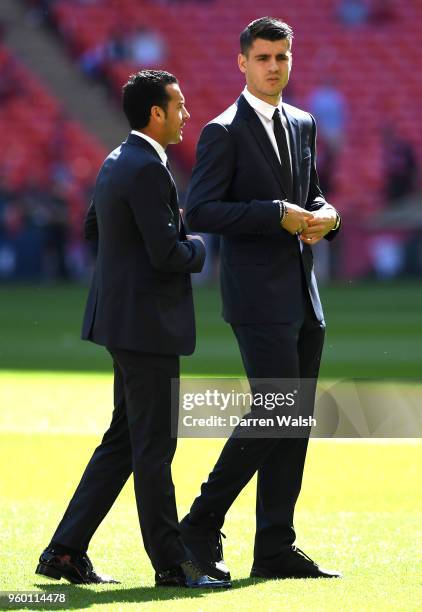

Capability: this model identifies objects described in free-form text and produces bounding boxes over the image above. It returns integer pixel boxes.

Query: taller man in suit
[181,18,342,580]
[35,70,229,589]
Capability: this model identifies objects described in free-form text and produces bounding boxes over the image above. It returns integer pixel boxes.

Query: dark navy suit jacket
[82,133,205,355]
[185,94,339,325]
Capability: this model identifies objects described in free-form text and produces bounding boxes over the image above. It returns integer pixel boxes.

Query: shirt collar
[242,87,283,121]
[131,130,167,165]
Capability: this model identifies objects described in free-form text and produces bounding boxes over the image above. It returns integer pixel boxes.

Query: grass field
[0,281,421,377]
[0,283,421,611]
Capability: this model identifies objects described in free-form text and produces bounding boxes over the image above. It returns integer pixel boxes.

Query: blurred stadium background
[0,0,421,287]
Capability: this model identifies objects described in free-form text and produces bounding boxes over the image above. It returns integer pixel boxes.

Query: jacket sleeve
[305,114,341,241]
[83,200,98,241]
[128,162,205,273]
[185,122,280,235]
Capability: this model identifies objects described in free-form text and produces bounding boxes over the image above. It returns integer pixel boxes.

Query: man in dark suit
[181,18,342,580]
[35,70,229,589]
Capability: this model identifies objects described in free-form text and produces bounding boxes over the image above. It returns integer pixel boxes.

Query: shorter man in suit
[35,70,230,589]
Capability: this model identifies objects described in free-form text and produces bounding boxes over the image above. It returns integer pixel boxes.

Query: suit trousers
[51,348,188,571]
[188,280,325,565]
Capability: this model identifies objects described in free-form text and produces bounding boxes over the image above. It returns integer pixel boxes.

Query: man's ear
[238,53,247,74]
[150,105,166,124]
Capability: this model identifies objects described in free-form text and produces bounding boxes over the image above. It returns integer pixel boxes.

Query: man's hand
[187,234,205,246]
[299,208,337,245]
[281,202,314,236]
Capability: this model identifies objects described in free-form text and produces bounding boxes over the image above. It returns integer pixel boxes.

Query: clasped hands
[281,202,337,245]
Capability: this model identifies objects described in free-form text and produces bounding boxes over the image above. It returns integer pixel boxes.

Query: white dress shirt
[131,130,167,165]
[242,87,293,175]
[242,88,337,236]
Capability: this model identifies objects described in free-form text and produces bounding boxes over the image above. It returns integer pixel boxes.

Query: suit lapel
[282,105,301,203]
[179,215,187,239]
[170,183,181,228]
[237,95,286,194]
[165,163,181,223]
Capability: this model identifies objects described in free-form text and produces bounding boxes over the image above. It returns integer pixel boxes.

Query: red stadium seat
[0,45,106,233]
[18,0,422,273]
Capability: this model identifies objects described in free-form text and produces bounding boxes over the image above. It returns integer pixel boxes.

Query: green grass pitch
[0,283,421,610]
[0,281,421,377]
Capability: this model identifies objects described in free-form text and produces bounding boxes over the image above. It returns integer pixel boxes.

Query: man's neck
[131,130,167,165]
[245,86,282,107]
[134,128,166,149]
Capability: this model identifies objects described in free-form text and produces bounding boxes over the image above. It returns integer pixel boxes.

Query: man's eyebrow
[254,52,290,59]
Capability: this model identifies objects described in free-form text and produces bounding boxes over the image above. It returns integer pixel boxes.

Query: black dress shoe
[179,516,231,580]
[250,546,342,579]
[155,560,231,588]
[35,547,119,584]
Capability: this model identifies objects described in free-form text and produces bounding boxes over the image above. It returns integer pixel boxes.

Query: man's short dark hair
[122,70,178,129]
[240,17,294,56]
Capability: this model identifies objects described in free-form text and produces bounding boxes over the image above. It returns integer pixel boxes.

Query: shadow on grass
[21,578,263,609]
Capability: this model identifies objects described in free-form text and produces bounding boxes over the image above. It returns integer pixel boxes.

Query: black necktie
[273,108,293,201]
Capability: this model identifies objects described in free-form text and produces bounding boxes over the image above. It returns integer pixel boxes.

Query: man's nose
[184,108,191,121]
[268,58,279,72]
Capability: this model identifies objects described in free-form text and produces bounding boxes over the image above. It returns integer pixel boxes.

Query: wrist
[331,210,341,231]
[277,200,288,226]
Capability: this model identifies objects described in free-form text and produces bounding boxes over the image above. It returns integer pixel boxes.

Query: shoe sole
[156,580,232,589]
[250,569,341,580]
[250,569,304,580]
